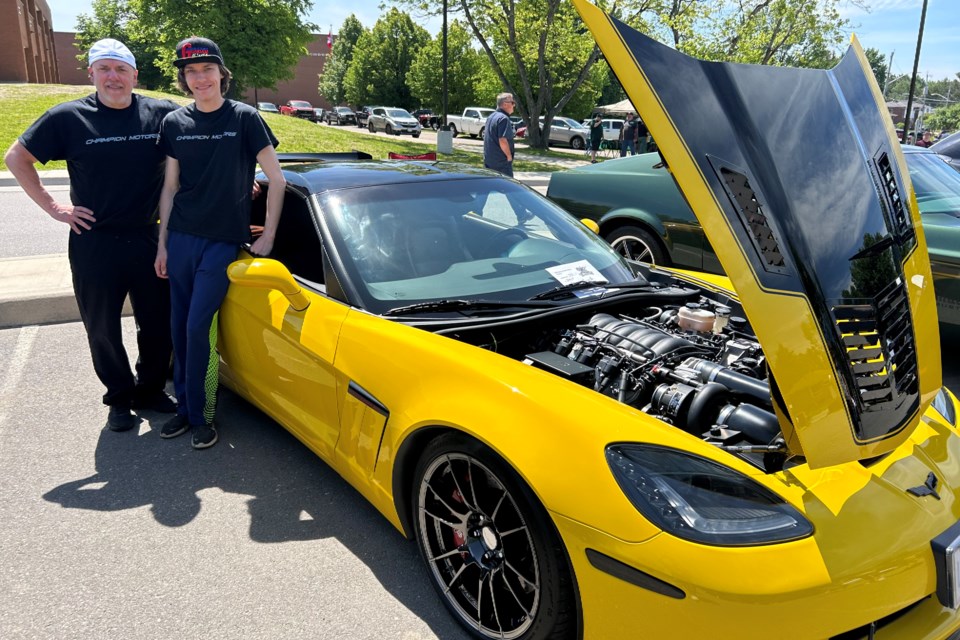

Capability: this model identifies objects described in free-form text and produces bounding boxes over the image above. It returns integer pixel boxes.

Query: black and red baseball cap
[173,37,224,67]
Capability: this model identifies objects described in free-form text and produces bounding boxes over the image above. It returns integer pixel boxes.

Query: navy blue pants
[166,230,237,427]
[69,227,172,407]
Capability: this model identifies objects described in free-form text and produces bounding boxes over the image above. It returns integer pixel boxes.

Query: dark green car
[547,147,960,325]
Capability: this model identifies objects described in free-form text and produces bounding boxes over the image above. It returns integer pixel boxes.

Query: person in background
[589,115,604,163]
[4,38,178,433]
[916,131,933,148]
[483,93,517,177]
[636,117,650,154]
[155,37,285,449]
[620,113,639,157]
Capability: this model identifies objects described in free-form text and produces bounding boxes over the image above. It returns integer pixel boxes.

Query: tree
[128,0,316,94]
[406,21,492,114]
[399,0,854,148]
[344,9,430,108]
[318,15,366,106]
[74,0,165,90]
[927,103,960,131]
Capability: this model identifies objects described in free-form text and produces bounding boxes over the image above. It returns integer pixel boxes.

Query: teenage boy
[4,39,178,432]
[155,37,285,449]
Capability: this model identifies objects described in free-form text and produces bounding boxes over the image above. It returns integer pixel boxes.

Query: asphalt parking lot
[0,320,471,640]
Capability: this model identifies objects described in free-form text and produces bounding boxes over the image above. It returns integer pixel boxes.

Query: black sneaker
[107,406,137,432]
[160,414,189,439]
[133,390,178,413]
[192,423,218,449]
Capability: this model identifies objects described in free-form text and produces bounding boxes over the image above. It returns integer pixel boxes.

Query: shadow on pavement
[43,386,468,639]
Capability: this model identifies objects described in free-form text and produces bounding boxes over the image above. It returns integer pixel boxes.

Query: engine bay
[442,271,793,472]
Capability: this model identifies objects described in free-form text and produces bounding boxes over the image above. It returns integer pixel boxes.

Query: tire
[413,433,577,640]
[605,224,667,265]
[369,121,376,133]
[386,124,394,135]
[413,133,421,139]
[479,126,485,139]
[570,136,585,150]
[449,124,458,138]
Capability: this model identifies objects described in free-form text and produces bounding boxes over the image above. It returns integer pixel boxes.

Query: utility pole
[903,0,929,141]
[883,50,894,98]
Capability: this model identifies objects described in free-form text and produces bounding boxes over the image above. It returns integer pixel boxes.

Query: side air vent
[873,151,916,248]
[832,277,918,424]
[719,168,786,274]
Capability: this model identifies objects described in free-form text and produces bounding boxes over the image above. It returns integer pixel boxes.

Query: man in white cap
[4,39,180,432]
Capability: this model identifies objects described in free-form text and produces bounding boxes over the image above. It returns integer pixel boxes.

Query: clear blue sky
[49,0,957,80]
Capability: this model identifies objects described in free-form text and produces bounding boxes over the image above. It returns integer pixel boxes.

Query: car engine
[522,296,789,471]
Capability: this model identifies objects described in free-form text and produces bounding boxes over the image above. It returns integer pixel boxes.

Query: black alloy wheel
[413,434,577,640]
[605,224,666,265]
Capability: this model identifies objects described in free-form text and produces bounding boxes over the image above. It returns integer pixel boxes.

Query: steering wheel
[482,228,529,257]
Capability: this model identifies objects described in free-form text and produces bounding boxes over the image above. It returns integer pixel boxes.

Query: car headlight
[607,444,814,546]
[933,387,957,426]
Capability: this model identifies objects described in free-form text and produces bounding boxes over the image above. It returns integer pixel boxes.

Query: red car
[279,100,317,122]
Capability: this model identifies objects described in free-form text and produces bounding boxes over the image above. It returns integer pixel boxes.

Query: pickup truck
[445,107,495,138]
[279,100,317,122]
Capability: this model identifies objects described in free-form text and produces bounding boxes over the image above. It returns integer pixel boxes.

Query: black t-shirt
[158,100,278,244]
[19,93,178,230]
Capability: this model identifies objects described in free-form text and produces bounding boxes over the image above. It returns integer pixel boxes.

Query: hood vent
[832,277,918,423]
[874,151,916,248]
[718,167,786,274]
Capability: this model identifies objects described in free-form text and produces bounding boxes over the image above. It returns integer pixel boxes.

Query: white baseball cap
[88,39,137,69]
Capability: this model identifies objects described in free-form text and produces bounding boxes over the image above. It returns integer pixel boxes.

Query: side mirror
[580,219,600,234]
[227,258,310,312]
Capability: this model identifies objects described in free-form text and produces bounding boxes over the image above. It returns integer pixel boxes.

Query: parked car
[548,140,960,328]
[219,19,959,633]
[509,115,524,131]
[412,108,441,130]
[931,130,960,172]
[367,107,422,137]
[314,108,325,123]
[516,117,588,149]
[446,107,495,138]
[583,117,625,142]
[325,106,357,126]
[355,105,377,129]
[256,102,279,113]
[279,100,317,122]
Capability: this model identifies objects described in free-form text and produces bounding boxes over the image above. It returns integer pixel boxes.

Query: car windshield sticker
[547,260,608,285]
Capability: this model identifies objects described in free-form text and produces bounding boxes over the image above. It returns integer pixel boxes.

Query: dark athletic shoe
[133,390,178,413]
[107,406,137,432]
[192,423,218,450]
[160,414,189,439]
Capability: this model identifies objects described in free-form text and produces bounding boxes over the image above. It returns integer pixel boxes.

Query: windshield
[904,151,960,216]
[290,101,311,108]
[337,107,353,114]
[320,178,637,314]
[387,109,414,118]
[477,109,495,119]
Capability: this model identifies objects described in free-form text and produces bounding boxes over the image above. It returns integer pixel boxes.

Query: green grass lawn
[0,84,562,173]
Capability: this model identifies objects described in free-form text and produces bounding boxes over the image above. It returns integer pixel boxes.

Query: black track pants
[69,227,172,407]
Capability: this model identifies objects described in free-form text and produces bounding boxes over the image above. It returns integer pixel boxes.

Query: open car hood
[574,0,942,468]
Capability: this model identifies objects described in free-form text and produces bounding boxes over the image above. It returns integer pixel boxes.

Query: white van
[583,117,625,142]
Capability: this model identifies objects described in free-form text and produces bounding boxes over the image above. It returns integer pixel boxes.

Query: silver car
[540,116,589,149]
[368,107,422,137]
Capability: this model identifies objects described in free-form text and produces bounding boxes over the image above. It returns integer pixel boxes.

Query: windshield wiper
[529,279,652,301]
[383,298,555,316]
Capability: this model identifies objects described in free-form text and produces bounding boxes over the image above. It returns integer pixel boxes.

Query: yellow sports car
[217,6,960,639]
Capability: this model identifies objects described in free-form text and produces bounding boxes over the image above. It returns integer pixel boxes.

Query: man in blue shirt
[483,93,516,177]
